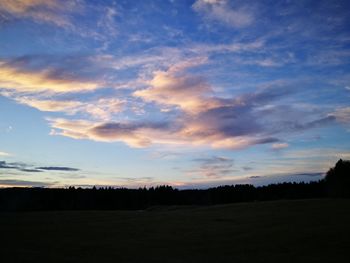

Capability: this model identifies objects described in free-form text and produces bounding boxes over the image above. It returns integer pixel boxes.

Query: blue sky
[0,0,349,188]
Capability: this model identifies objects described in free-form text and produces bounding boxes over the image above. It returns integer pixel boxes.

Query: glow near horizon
[0,0,349,188]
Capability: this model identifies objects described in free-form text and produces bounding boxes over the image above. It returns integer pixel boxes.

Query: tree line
[0,159,348,211]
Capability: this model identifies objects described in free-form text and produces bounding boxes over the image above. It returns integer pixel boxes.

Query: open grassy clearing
[1,199,349,262]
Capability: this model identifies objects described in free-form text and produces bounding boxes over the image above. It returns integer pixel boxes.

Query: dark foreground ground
[1,199,349,263]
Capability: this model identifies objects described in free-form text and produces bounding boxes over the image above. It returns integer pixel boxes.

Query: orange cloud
[48,118,153,148]
[43,61,283,150]
[15,97,83,112]
[271,143,289,150]
[0,61,99,93]
[0,0,74,27]
[47,117,278,150]
[331,107,350,124]
[0,0,57,14]
[134,58,223,113]
[14,97,125,120]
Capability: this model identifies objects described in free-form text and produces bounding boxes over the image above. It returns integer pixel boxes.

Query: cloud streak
[272,143,289,150]
[0,179,54,187]
[0,160,79,173]
[331,107,350,124]
[0,151,11,157]
[36,166,79,171]
[0,0,80,28]
[192,0,254,28]
[0,60,99,93]
[13,97,125,120]
[190,156,235,178]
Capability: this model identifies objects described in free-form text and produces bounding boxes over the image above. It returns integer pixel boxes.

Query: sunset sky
[0,0,349,188]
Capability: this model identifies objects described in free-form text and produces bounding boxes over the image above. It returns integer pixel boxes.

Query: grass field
[1,199,350,262]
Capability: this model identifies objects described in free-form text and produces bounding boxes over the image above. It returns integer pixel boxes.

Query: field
[1,199,350,262]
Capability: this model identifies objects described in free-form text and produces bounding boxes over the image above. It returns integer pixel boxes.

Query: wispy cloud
[36,166,79,172]
[13,97,125,120]
[330,107,350,124]
[0,160,79,173]
[0,179,55,187]
[271,143,289,150]
[192,0,254,28]
[190,156,235,178]
[0,160,42,172]
[0,60,99,93]
[15,97,83,113]
[0,0,122,44]
[48,115,281,150]
[97,5,118,37]
[0,151,11,157]
[0,0,77,28]
[48,118,171,148]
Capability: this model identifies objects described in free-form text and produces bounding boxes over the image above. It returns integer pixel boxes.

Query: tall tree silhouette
[325,159,350,197]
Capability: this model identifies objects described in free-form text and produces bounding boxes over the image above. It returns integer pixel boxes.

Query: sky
[0,0,349,189]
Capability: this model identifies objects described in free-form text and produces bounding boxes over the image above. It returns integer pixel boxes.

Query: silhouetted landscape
[1,160,350,262]
[1,159,349,211]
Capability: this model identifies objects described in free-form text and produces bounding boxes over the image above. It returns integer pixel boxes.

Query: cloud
[0,52,327,151]
[48,61,336,150]
[0,160,79,173]
[0,0,76,28]
[14,97,125,120]
[20,168,43,173]
[0,161,18,169]
[330,107,350,124]
[36,166,79,171]
[188,39,264,55]
[0,56,126,121]
[0,160,42,172]
[79,98,125,120]
[15,97,83,112]
[271,143,289,150]
[48,115,280,150]
[291,172,324,177]
[0,60,99,93]
[192,0,254,28]
[133,57,217,113]
[134,60,222,114]
[0,179,54,187]
[0,151,11,157]
[91,38,264,74]
[114,176,154,183]
[190,156,235,178]
[48,118,171,148]
[249,176,261,179]
[97,6,118,37]
[59,174,86,179]
[242,166,253,171]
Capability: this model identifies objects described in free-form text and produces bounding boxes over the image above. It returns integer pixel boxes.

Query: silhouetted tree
[325,159,350,197]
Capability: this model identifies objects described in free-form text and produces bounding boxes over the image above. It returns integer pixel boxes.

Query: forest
[0,159,349,211]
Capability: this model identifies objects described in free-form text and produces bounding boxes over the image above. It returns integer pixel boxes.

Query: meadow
[1,199,349,262]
